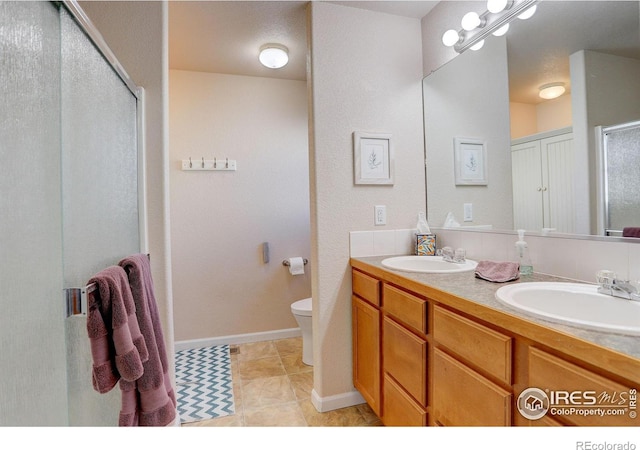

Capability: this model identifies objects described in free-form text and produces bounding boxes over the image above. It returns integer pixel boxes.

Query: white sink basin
[495,282,640,336]
[381,255,478,274]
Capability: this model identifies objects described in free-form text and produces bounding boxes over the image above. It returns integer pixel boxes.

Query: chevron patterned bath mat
[175,345,235,424]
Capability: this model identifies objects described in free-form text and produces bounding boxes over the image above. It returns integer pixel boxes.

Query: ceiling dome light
[259,44,289,69]
[518,5,537,20]
[487,0,509,14]
[470,39,485,51]
[442,29,460,47]
[539,82,566,100]
[492,23,510,36]
[461,12,481,31]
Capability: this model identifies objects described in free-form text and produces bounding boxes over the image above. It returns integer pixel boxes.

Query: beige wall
[510,95,573,139]
[307,2,425,408]
[424,37,514,230]
[169,70,311,341]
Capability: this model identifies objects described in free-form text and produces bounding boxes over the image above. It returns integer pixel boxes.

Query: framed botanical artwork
[353,131,394,185]
[454,137,487,185]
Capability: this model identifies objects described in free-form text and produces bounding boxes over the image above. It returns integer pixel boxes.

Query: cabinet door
[433,348,512,426]
[540,133,575,233]
[511,140,544,231]
[352,295,381,416]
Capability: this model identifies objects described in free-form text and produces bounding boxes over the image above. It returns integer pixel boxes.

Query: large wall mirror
[423,1,640,239]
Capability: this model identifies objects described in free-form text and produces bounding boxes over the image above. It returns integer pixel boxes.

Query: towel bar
[64,282,96,317]
[63,254,151,318]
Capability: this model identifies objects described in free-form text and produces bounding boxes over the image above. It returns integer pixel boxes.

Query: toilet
[291,297,313,366]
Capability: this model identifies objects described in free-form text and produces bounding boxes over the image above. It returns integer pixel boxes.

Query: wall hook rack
[182,157,237,171]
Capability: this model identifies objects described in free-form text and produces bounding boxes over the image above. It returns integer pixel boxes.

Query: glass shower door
[599,121,640,236]
[60,6,141,426]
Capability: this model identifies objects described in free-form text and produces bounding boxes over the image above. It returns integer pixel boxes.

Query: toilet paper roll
[287,257,305,276]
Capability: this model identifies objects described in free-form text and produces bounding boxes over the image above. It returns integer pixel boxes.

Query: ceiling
[169,1,640,104]
[168,1,438,81]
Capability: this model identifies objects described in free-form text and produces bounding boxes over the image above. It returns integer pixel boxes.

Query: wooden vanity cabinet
[351,270,381,416]
[350,264,640,427]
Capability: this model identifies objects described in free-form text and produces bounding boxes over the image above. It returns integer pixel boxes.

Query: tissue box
[416,234,436,256]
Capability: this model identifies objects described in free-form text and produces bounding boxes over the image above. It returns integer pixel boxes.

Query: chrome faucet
[596,270,640,302]
[439,246,466,264]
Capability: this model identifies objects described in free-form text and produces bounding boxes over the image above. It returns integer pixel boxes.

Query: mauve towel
[623,227,640,238]
[475,260,520,283]
[86,266,148,393]
[119,254,177,427]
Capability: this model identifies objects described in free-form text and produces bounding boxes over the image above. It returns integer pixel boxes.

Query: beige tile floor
[181,337,382,427]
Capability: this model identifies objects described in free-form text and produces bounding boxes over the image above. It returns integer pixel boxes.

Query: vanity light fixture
[539,82,566,100]
[259,44,289,69]
[492,23,510,37]
[461,11,482,31]
[470,40,485,51]
[441,0,539,54]
[487,0,510,14]
[517,4,537,19]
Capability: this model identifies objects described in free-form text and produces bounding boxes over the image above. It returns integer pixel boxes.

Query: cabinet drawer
[433,348,512,426]
[528,347,636,426]
[352,270,380,306]
[433,305,512,384]
[382,284,427,333]
[383,316,427,406]
[383,374,427,426]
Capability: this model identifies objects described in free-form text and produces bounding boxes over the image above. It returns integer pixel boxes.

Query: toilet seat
[291,297,312,317]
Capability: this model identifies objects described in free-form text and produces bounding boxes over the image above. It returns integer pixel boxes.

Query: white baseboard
[311,388,366,412]
[174,327,302,351]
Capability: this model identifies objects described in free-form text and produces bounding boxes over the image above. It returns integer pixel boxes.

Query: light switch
[463,203,473,222]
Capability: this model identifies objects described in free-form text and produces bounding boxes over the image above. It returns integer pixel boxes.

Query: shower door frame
[595,119,640,237]
[63,0,148,253]
[61,0,148,426]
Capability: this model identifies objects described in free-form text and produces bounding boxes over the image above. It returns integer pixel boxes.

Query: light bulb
[492,23,509,36]
[442,29,460,47]
[518,5,537,20]
[461,12,481,31]
[470,40,485,51]
[487,0,508,14]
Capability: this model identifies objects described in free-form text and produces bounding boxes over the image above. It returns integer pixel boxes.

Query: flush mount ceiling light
[539,82,566,100]
[259,44,289,69]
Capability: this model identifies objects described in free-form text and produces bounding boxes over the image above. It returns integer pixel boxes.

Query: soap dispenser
[515,229,533,275]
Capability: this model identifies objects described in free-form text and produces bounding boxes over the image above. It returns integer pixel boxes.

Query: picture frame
[353,131,394,185]
[454,137,487,185]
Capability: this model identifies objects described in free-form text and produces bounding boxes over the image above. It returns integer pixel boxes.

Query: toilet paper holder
[282,259,308,266]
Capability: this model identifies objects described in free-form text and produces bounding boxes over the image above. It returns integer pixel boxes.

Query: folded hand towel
[475,260,520,283]
[622,227,640,238]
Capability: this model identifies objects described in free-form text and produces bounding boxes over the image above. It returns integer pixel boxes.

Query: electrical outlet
[463,203,473,222]
[374,205,386,226]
